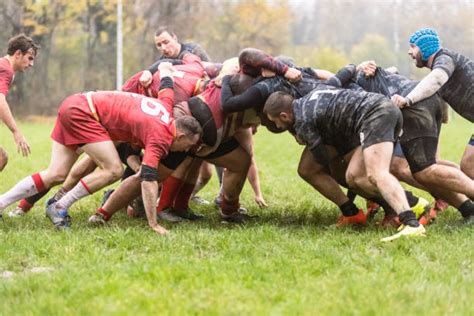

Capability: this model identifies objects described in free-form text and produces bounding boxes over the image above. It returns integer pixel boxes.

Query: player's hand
[284,67,302,82]
[158,62,174,79]
[357,60,377,77]
[150,222,169,236]
[13,131,30,157]
[391,94,408,108]
[255,195,267,208]
[261,68,276,78]
[139,70,153,88]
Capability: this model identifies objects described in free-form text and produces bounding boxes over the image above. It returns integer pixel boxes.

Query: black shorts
[202,137,240,160]
[360,99,403,149]
[160,151,188,170]
[400,94,442,143]
[469,134,474,146]
[400,137,438,174]
[188,96,218,147]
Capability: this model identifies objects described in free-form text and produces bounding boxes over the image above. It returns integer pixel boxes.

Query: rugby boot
[88,213,107,225]
[365,200,380,221]
[157,207,182,223]
[172,207,205,221]
[336,209,366,227]
[220,210,258,224]
[381,224,426,242]
[46,202,71,230]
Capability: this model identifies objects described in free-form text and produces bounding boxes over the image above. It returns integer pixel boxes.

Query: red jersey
[122,53,204,104]
[91,90,175,168]
[0,57,14,96]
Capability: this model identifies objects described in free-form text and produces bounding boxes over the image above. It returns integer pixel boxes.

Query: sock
[53,187,69,201]
[156,176,183,213]
[0,173,46,210]
[55,179,92,210]
[458,199,474,218]
[221,198,240,215]
[18,199,33,212]
[19,189,51,212]
[346,190,357,202]
[339,200,359,216]
[173,182,195,209]
[97,207,111,221]
[405,190,419,208]
[398,210,420,227]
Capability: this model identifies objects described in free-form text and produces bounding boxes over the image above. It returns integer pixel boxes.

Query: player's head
[171,115,202,152]
[7,33,39,72]
[154,26,181,58]
[408,28,440,67]
[263,91,295,130]
[229,73,253,95]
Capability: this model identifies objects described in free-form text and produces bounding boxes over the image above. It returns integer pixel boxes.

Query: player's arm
[203,62,222,79]
[393,56,453,108]
[156,62,175,110]
[313,69,334,80]
[140,164,168,235]
[221,75,265,113]
[147,59,184,75]
[0,93,30,156]
[325,64,357,88]
[239,48,301,81]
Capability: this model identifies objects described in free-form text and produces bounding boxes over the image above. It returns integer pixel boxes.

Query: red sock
[173,182,195,209]
[221,198,240,215]
[18,199,33,212]
[97,207,111,221]
[156,176,183,213]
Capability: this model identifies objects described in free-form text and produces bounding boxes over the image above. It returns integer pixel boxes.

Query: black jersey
[430,48,474,121]
[292,84,386,152]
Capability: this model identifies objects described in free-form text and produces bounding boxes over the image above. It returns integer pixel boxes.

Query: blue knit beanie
[409,28,440,61]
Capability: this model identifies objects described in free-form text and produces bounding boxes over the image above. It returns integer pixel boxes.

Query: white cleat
[88,213,106,225]
[8,207,26,218]
[381,224,426,242]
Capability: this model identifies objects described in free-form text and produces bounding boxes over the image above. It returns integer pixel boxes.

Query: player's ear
[280,112,289,120]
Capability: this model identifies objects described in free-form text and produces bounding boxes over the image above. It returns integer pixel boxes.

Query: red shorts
[51,94,110,149]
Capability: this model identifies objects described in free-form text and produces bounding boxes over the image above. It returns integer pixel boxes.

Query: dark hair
[263,91,294,117]
[154,26,176,38]
[7,34,40,56]
[175,115,202,137]
[229,73,254,95]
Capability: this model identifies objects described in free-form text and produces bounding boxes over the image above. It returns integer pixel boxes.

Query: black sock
[458,199,474,218]
[339,200,359,217]
[405,191,419,208]
[370,197,396,216]
[346,190,357,202]
[399,210,420,227]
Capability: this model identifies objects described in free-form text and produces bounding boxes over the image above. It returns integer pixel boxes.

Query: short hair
[175,115,202,137]
[7,34,40,56]
[154,25,176,38]
[229,73,253,95]
[263,91,294,117]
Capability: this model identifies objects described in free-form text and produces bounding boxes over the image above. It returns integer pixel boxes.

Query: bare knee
[461,156,474,179]
[0,148,8,171]
[345,170,357,188]
[108,163,124,181]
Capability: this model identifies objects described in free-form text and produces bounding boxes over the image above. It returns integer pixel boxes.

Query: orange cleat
[434,199,449,213]
[336,209,366,227]
[366,200,380,221]
[419,207,437,226]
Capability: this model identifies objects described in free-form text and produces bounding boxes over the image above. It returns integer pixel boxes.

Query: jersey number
[140,98,170,123]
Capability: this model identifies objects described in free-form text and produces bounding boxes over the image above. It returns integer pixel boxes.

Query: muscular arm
[405,68,450,104]
[147,59,183,75]
[239,47,289,77]
[325,64,357,88]
[0,94,20,134]
[314,69,334,80]
[221,75,266,113]
[141,164,168,235]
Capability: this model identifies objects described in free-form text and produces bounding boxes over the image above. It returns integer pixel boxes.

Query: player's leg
[460,135,474,179]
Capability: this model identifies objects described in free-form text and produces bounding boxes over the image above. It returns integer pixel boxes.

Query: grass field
[0,116,473,315]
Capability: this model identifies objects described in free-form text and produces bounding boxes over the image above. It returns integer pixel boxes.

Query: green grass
[0,116,473,315]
